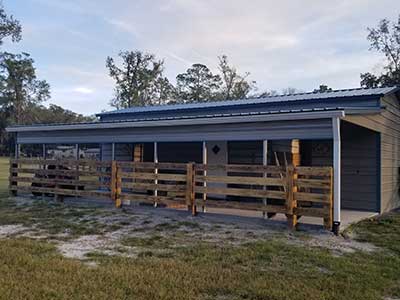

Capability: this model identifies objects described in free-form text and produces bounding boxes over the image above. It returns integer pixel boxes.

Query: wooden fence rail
[9,158,333,230]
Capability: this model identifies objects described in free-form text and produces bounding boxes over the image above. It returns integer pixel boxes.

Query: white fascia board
[6,110,345,133]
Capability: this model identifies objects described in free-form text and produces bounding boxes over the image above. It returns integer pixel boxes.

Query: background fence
[9,158,333,230]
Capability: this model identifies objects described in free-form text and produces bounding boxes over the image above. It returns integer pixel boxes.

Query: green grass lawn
[0,157,9,197]
[0,156,399,300]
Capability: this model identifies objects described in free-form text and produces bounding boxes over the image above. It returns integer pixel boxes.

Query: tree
[176,63,221,103]
[218,55,255,100]
[0,3,21,46]
[149,76,176,106]
[106,50,165,108]
[0,52,50,125]
[313,84,333,93]
[360,15,400,87]
[29,104,94,124]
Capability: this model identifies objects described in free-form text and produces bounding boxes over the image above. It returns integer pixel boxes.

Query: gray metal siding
[344,94,400,213]
[341,122,379,211]
[17,119,333,144]
[301,122,379,212]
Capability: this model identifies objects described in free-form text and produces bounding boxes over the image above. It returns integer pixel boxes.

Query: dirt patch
[287,232,379,255]
[0,224,30,237]
[0,197,380,260]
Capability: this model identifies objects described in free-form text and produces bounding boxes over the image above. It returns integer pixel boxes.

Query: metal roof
[97,86,399,116]
[7,107,348,132]
[7,106,382,133]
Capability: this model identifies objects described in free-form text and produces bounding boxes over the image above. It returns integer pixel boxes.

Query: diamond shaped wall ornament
[212,145,220,154]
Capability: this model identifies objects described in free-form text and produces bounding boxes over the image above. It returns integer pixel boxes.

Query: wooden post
[186,163,196,216]
[9,159,17,196]
[55,160,64,202]
[286,165,297,229]
[324,167,334,230]
[115,163,122,208]
[111,160,117,203]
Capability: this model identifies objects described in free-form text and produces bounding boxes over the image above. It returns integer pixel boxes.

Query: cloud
[105,18,142,38]
[10,0,399,115]
[73,87,94,94]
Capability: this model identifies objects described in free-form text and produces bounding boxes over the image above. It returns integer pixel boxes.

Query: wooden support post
[111,160,117,203]
[286,165,297,229]
[9,159,17,196]
[115,163,122,208]
[55,161,64,202]
[324,167,334,230]
[186,163,196,216]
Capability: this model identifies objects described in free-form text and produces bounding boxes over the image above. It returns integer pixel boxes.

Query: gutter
[6,110,346,133]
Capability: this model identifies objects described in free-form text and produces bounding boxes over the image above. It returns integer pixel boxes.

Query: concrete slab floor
[201,207,378,231]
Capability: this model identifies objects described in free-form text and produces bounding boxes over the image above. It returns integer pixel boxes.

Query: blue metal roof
[97,86,399,116]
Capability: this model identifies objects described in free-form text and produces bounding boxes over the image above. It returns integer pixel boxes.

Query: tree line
[0,4,91,155]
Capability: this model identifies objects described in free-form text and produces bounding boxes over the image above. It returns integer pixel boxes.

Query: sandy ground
[0,196,378,260]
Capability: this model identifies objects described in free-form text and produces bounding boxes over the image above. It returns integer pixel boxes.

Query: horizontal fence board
[119,193,186,205]
[11,186,111,199]
[10,176,110,188]
[294,207,330,218]
[121,182,186,193]
[294,178,331,189]
[196,199,287,213]
[295,166,332,176]
[195,175,285,186]
[11,158,111,167]
[116,161,187,170]
[195,186,286,199]
[11,168,111,178]
[294,192,331,203]
[195,164,286,174]
[120,172,187,181]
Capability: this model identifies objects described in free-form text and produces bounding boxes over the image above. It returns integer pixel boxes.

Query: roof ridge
[97,86,399,116]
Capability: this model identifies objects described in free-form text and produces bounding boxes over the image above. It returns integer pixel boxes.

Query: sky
[3,0,399,115]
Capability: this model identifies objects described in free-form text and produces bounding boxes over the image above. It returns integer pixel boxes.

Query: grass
[0,156,400,299]
[0,156,9,198]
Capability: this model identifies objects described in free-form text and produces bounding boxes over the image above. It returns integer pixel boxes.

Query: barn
[6,86,400,232]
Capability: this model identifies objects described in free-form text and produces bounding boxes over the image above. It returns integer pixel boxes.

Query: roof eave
[7,110,346,133]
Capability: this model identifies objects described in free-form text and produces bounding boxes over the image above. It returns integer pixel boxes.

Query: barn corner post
[285,165,297,229]
[332,117,341,235]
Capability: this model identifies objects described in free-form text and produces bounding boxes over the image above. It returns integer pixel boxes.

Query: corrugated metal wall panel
[17,119,333,144]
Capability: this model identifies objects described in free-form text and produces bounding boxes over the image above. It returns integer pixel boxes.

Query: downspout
[332,116,341,235]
